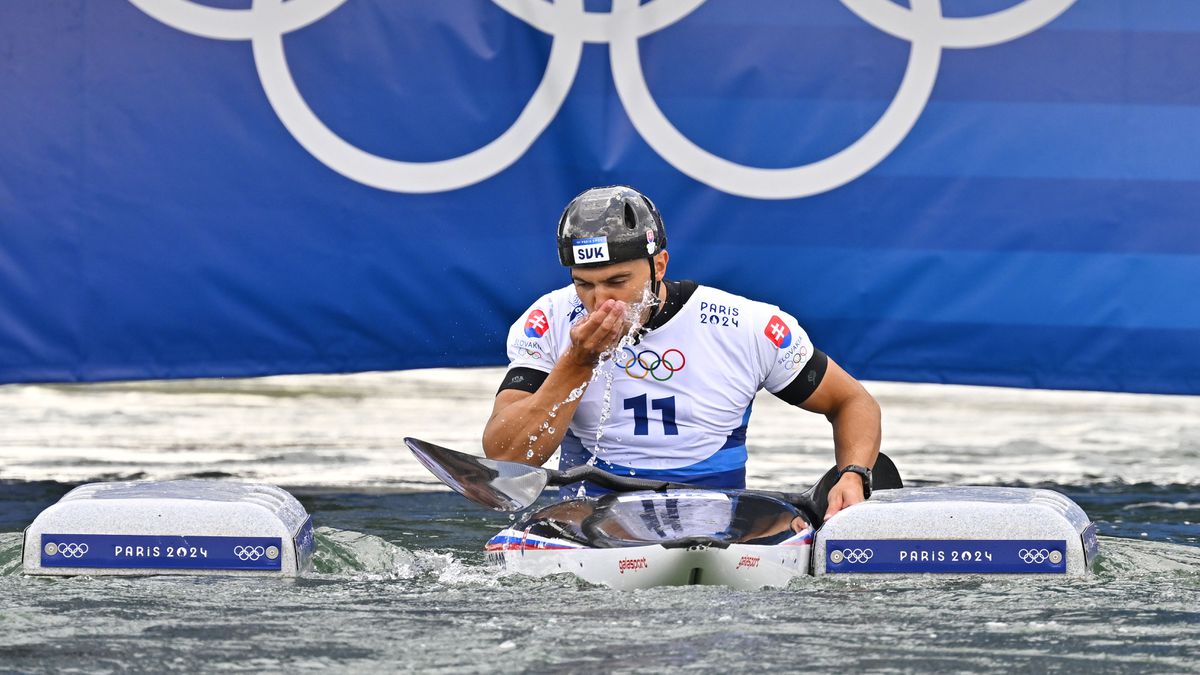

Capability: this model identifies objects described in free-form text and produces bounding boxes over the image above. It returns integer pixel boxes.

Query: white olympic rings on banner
[127,0,345,40]
[128,0,1077,198]
[234,545,266,561]
[1018,548,1051,564]
[57,543,90,558]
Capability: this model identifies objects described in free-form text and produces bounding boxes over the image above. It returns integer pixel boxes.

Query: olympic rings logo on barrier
[127,0,1077,199]
[57,543,90,558]
[234,545,266,561]
[1018,548,1051,564]
[622,347,685,381]
[843,548,874,564]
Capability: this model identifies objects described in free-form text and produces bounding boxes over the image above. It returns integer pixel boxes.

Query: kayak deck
[486,487,1097,588]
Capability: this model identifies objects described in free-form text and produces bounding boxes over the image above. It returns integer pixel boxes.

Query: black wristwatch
[837,464,873,499]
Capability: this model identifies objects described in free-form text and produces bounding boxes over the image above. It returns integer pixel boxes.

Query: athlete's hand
[567,299,628,367]
[824,473,866,521]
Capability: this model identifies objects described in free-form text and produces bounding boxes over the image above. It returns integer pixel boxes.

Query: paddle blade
[404,437,549,512]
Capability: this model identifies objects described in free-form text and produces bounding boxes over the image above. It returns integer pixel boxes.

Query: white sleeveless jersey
[504,284,817,487]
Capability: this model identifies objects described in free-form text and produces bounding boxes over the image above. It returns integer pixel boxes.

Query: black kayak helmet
[556,185,669,328]
[556,185,666,268]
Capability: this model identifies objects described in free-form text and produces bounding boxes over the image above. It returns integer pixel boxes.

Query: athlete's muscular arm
[800,358,882,520]
[483,299,628,465]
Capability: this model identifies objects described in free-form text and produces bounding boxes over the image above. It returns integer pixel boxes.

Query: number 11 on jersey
[623,394,679,436]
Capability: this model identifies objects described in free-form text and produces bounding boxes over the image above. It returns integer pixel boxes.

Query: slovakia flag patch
[764,315,792,349]
[524,309,550,338]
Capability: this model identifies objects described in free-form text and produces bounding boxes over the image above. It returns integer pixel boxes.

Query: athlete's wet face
[570,252,669,318]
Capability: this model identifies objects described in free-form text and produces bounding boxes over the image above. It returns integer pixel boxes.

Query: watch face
[844,465,871,483]
[841,466,872,497]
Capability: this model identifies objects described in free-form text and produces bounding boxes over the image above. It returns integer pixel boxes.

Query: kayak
[404,438,1099,589]
[485,489,813,590]
[484,485,1099,587]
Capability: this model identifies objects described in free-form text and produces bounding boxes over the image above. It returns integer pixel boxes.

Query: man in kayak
[482,186,881,521]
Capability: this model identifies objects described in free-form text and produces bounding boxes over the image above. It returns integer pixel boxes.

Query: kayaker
[482,186,881,521]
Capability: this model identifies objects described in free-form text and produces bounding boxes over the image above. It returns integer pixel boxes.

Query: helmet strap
[648,256,662,306]
[634,257,662,345]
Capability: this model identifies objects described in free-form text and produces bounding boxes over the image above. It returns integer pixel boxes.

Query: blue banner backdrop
[1,0,1198,394]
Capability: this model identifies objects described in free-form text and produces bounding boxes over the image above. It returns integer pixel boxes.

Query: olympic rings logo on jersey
[621,347,686,381]
[781,346,810,371]
[128,0,1077,199]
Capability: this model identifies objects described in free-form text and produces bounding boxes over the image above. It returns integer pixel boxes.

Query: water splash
[589,285,658,458]
[526,382,589,459]
[0,532,23,576]
[311,526,418,579]
[524,284,659,468]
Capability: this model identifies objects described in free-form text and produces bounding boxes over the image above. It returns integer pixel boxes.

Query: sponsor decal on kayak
[763,315,792,349]
[524,309,549,338]
[618,557,649,574]
[736,555,760,570]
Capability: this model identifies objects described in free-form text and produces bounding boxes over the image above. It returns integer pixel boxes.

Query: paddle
[404,437,901,527]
